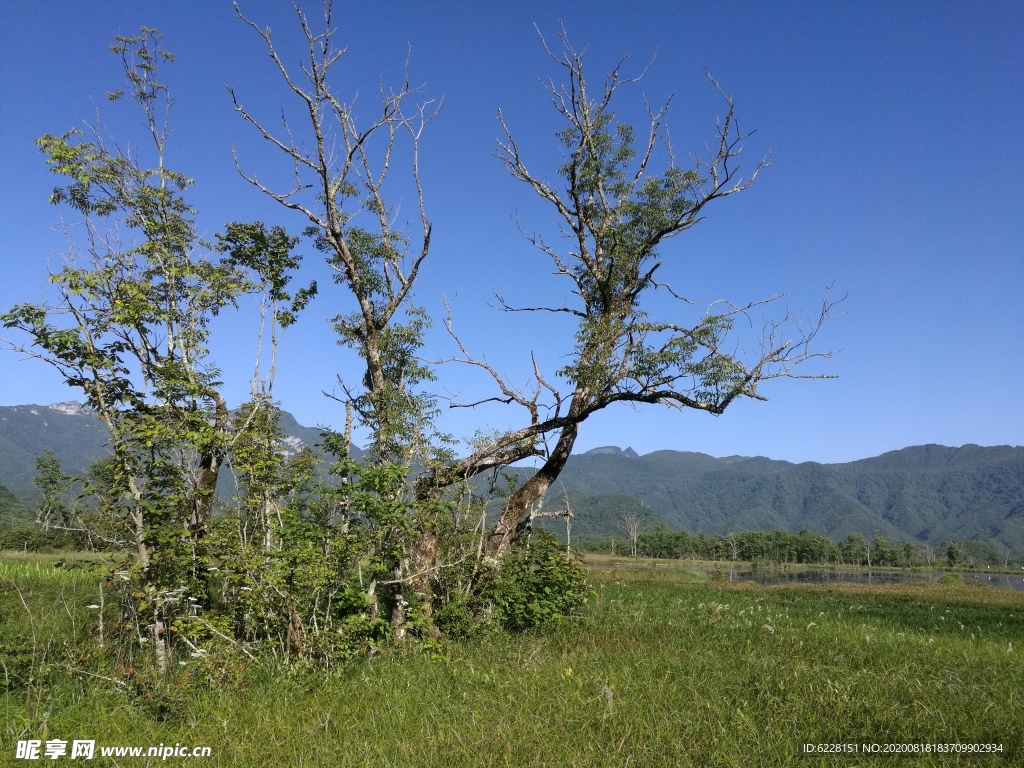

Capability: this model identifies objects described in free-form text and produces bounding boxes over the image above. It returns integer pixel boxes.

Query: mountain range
[1,402,1021,555]
[530,444,1024,555]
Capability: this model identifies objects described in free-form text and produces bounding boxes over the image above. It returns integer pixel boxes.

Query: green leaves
[217,222,316,328]
[108,28,174,107]
[490,532,591,632]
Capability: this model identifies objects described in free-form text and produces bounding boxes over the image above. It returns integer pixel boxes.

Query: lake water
[692,565,1024,591]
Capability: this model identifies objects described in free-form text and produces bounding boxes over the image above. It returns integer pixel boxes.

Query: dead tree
[619,510,643,558]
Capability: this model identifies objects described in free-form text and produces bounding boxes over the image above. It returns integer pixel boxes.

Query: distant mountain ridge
[535,443,1024,555]
[0,403,111,496]
[0,402,335,503]
[1,402,1021,554]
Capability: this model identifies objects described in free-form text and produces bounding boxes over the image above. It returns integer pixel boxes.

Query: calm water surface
[693,565,1024,591]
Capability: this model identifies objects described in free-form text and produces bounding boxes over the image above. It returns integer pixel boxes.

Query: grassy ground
[2,553,1021,766]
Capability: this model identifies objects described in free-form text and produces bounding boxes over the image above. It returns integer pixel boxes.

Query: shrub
[0,525,89,552]
[489,532,592,632]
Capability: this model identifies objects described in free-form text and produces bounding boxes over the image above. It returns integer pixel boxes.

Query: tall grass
[2,554,1020,766]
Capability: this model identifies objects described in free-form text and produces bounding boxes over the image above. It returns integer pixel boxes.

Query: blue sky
[1,1,1021,464]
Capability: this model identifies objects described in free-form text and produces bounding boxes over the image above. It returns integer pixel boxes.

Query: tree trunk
[407,523,442,638]
[188,392,228,541]
[389,561,407,641]
[484,423,580,561]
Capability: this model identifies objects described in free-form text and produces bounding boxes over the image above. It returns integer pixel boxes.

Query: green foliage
[0,481,31,527]
[217,222,317,329]
[33,451,71,527]
[0,525,88,552]
[580,525,1014,569]
[204,511,384,661]
[488,532,591,632]
[946,541,966,568]
[1,28,319,671]
[429,527,593,639]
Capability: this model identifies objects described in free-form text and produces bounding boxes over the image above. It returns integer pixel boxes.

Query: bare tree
[725,533,740,562]
[918,543,936,568]
[231,2,440,464]
[521,486,575,552]
[619,510,643,558]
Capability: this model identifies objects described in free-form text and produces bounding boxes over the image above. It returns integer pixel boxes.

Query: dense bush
[490,532,592,632]
[0,525,89,552]
[431,532,591,637]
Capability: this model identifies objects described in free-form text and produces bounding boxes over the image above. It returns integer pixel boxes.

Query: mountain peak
[585,446,639,458]
[48,401,89,417]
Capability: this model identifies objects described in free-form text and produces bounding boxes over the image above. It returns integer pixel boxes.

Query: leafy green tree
[738,531,770,562]
[871,536,895,567]
[638,523,677,558]
[2,30,310,670]
[946,541,965,568]
[901,542,916,567]
[841,532,868,566]
[33,451,71,530]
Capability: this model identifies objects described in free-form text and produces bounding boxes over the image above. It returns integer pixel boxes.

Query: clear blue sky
[1,1,1021,464]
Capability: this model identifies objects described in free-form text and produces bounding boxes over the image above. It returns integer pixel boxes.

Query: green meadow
[2,553,1020,767]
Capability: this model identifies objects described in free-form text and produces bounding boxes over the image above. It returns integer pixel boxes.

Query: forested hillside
[3,403,1021,554]
[0,481,29,526]
[0,403,340,502]
[530,445,1024,555]
[0,403,109,499]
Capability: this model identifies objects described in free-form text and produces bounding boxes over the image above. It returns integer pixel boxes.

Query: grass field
[2,553,1021,766]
